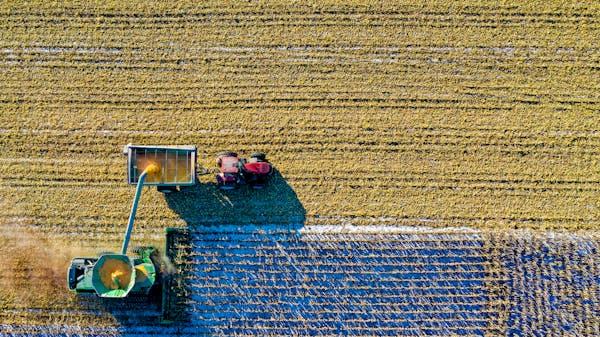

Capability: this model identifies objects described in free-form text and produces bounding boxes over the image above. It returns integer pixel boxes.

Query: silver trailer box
[123,144,197,186]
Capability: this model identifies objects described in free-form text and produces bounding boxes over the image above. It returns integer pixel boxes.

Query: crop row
[0,13,597,49]
[3,179,599,234]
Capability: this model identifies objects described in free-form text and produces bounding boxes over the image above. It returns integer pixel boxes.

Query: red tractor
[216,152,273,190]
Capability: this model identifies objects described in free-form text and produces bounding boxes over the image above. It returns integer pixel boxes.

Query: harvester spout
[111,270,124,289]
[68,145,195,302]
[121,164,160,255]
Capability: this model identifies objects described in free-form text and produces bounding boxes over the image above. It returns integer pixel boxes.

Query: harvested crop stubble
[0,0,599,335]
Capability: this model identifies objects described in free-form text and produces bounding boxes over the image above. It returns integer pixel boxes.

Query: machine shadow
[165,169,306,229]
[160,168,307,324]
[90,170,306,329]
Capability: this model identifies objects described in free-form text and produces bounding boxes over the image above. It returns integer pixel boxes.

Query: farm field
[1,227,598,336]
[0,0,599,336]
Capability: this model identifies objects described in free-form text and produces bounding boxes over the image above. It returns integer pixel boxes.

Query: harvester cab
[67,145,197,301]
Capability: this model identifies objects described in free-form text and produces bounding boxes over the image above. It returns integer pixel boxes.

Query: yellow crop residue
[2,0,599,231]
[98,259,132,290]
[136,153,191,183]
[136,158,162,183]
[0,224,94,310]
[135,265,148,283]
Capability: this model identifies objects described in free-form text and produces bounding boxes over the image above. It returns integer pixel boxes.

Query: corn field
[0,1,599,336]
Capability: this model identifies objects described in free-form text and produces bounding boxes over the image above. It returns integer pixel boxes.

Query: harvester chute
[67,145,196,308]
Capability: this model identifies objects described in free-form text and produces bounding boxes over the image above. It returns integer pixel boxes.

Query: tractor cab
[216,152,241,190]
[221,156,240,173]
[216,152,273,189]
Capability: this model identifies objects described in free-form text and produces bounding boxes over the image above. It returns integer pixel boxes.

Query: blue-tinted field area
[183,228,503,336]
[499,233,599,337]
[1,228,598,337]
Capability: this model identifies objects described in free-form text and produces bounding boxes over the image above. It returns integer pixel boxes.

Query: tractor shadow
[165,169,306,229]
[160,168,306,323]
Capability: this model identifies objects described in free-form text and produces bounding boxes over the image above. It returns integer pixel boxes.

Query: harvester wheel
[250,152,267,161]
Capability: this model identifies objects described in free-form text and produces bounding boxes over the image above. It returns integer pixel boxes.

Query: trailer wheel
[157,186,178,193]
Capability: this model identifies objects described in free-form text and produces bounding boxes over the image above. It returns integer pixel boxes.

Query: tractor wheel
[217,151,237,157]
[250,152,267,161]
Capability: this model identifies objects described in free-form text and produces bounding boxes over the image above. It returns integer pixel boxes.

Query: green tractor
[67,145,197,300]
